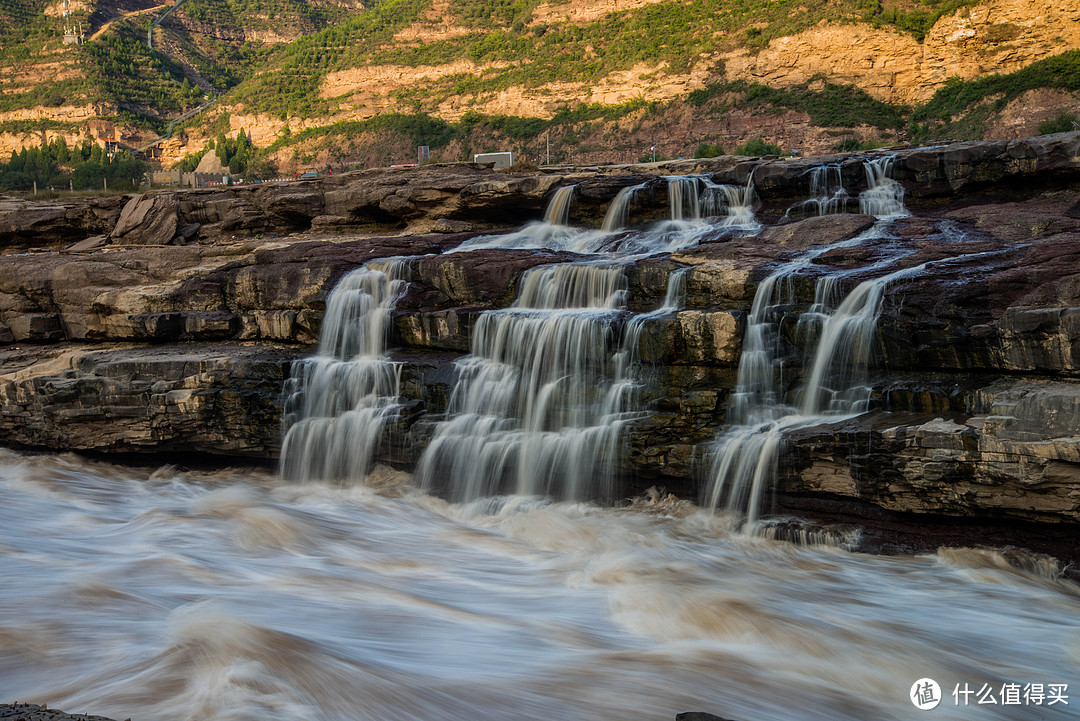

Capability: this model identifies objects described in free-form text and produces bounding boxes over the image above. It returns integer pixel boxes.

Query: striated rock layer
[1,135,1080,535]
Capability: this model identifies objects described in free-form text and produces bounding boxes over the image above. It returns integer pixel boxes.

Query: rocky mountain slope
[0,0,1077,172]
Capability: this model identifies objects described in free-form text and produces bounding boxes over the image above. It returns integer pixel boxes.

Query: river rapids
[1,451,1077,720]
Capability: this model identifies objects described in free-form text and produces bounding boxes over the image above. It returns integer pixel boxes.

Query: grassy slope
[0,0,355,130]
[228,0,987,119]
[3,0,1076,168]
[249,49,1079,173]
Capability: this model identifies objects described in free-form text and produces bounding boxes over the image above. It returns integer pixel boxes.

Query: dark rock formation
[0,704,119,721]
[1,134,1079,535]
[112,193,180,245]
[0,344,298,458]
[0,195,126,249]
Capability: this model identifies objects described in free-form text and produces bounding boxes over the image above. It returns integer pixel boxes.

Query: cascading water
[453,185,590,253]
[544,184,575,226]
[706,245,923,526]
[601,182,648,231]
[279,259,408,482]
[860,156,908,218]
[788,164,849,217]
[701,176,760,231]
[460,177,734,256]
[416,262,640,502]
[667,176,701,222]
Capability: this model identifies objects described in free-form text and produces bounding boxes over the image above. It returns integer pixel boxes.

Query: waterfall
[788,164,849,217]
[544,185,576,226]
[455,175,756,256]
[705,253,922,527]
[667,176,701,222]
[701,176,759,231]
[417,262,646,502]
[859,156,908,219]
[601,182,648,231]
[660,267,688,311]
[279,259,408,482]
[452,184,593,253]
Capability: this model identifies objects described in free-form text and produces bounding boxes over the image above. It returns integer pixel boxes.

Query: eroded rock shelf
[2,134,1079,536]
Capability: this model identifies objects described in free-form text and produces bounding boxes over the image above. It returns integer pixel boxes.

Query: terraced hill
[0,0,1077,175]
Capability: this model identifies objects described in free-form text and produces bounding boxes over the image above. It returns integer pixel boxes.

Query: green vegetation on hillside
[858,0,981,42]
[689,79,906,130]
[226,0,987,119]
[0,119,82,135]
[734,137,784,156]
[84,25,198,118]
[250,48,1080,169]
[229,0,428,117]
[0,0,1073,166]
[213,128,256,173]
[694,142,725,158]
[911,50,1080,140]
[0,0,52,42]
[180,0,350,31]
[916,51,1080,121]
[263,113,458,154]
[1038,111,1077,135]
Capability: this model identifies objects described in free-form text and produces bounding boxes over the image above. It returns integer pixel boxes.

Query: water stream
[2,452,1077,721]
[279,259,408,483]
[705,157,916,524]
[860,156,908,219]
[788,164,849,217]
[415,262,638,502]
[4,158,1079,721]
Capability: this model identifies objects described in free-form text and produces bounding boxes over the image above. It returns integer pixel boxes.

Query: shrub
[735,138,783,156]
[694,142,725,158]
[1037,111,1078,135]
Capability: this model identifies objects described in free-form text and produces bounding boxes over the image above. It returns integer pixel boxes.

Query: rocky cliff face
[724,0,1080,105]
[1,134,1079,534]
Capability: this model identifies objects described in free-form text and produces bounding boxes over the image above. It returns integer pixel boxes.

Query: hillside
[0,0,360,155]
[0,0,1077,176]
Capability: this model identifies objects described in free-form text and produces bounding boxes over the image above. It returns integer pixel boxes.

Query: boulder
[759,214,876,248]
[111,193,179,245]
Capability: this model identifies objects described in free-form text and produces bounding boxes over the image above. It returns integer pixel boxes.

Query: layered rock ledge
[1,134,1079,543]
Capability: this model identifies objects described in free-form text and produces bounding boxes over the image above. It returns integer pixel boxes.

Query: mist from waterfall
[279,259,408,483]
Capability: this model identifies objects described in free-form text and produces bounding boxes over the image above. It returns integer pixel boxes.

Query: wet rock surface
[0,343,301,459]
[0,704,119,721]
[1,135,1079,531]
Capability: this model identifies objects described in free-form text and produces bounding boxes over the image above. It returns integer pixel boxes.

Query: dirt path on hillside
[89,1,166,41]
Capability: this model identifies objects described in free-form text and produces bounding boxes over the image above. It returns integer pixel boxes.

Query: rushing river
[1,451,1077,721]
